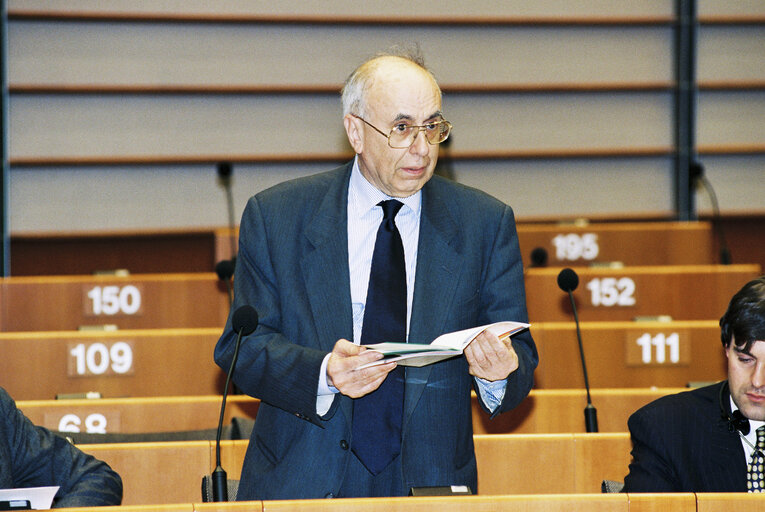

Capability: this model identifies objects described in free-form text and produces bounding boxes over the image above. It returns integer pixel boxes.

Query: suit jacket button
[339,440,349,450]
[325,492,335,499]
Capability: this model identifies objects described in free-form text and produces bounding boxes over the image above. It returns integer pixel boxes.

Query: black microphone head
[557,267,579,292]
[530,247,548,268]
[217,162,233,179]
[232,305,258,336]
[215,259,235,281]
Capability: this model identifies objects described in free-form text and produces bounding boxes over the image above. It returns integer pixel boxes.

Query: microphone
[557,268,598,433]
[530,247,548,268]
[212,305,259,502]
[691,161,731,264]
[215,259,235,307]
[217,162,238,262]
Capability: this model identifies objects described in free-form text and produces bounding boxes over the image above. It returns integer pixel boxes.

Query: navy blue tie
[351,200,407,475]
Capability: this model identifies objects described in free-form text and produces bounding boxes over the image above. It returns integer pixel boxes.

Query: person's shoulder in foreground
[0,387,123,507]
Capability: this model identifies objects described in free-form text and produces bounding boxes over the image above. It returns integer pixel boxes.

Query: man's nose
[409,128,430,155]
[753,363,765,389]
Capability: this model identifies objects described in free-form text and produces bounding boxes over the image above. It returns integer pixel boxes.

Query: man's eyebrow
[734,346,755,357]
[392,111,444,123]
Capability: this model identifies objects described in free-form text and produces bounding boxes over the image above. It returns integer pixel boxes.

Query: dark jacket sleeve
[622,405,680,492]
[0,388,123,507]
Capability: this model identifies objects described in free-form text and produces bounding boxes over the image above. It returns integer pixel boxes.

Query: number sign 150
[85,285,143,316]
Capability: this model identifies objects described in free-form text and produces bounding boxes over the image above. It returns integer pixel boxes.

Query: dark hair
[720,275,765,351]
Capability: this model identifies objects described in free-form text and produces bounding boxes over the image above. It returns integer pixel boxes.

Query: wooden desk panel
[83,441,212,506]
[530,321,726,389]
[473,433,632,495]
[18,395,259,434]
[517,221,714,268]
[524,265,761,322]
[695,492,765,511]
[0,273,229,331]
[473,388,685,434]
[79,435,633,505]
[67,506,195,512]
[628,494,697,512]
[0,328,226,400]
[257,494,630,512]
[17,387,672,436]
[220,435,632,496]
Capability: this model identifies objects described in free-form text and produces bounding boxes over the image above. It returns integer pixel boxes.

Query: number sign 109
[68,341,134,377]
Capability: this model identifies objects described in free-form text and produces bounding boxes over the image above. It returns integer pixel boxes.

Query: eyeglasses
[351,114,452,149]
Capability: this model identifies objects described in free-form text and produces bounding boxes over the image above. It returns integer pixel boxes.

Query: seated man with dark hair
[0,387,123,507]
[623,275,765,492]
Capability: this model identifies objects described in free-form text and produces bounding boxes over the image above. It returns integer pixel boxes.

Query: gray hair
[341,45,441,118]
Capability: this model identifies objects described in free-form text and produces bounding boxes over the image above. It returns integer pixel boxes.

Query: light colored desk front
[524,264,761,323]
[517,220,715,268]
[18,388,676,436]
[60,493,765,512]
[530,320,726,388]
[0,328,225,400]
[79,434,633,505]
[0,273,229,332]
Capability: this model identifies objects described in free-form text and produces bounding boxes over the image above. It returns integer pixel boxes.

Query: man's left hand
[463,329,519,381]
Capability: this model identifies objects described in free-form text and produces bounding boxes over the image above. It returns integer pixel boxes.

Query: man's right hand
[326,339,397,398]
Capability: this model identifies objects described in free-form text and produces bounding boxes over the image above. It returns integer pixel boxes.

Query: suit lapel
[404,181,465,420]
[300,165,354,354]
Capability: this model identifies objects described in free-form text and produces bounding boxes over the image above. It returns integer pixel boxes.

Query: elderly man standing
[215,47,537,500]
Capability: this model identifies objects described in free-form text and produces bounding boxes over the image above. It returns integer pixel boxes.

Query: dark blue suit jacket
[0,387,123,507]
[215,162,537,500]
[623,381,748,492]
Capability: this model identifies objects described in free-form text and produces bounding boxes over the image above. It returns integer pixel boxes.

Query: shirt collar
[348,156,422,217]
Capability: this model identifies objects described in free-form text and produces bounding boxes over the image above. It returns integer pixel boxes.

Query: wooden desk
[0,328,225,400]
[17,387,674,436]
[255,494,633,512]
[517,221,714,268]
[78,434,633,505]
[524,264,761,322]
[60,493,752,512]
[530,320,726,388]
[695,493,765,511]
[473,433,632,495]
[474,388,685,434]
[18,395,259,434]
[0,273,229,332]
[82,441,213,506]
[67,505,195,512]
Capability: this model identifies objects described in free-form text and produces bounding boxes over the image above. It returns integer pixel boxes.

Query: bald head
[341,52,442,118]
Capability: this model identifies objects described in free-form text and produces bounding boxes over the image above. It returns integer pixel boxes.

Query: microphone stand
[566,289,598,433]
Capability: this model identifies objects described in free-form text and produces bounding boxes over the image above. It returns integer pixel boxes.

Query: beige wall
[6,0,764,232]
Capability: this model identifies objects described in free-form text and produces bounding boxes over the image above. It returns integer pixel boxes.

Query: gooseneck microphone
[212,305,259,502]
[557,268,598,433]
[215,259,235,307]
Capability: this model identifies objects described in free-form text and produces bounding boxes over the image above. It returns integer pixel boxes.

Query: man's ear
[343,114,363,154]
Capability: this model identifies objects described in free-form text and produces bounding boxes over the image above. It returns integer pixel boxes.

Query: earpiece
[719,381,751,435]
